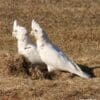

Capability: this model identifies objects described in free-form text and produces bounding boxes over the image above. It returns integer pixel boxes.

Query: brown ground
[0,0,100,100]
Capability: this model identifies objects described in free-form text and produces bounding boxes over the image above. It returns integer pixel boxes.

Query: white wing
[21,44,42,64]
[39,42,91,78]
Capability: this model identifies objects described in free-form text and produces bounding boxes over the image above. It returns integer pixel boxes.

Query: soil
[0,0,100,100]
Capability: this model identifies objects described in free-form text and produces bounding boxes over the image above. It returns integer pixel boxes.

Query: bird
[30,19,91,79]
[12,20,43,64]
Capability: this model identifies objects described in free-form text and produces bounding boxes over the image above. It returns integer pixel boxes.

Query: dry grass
[0,0,100,99]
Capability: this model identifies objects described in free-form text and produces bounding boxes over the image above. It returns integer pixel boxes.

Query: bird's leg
[44,65,56,80]
[47,65,55,72]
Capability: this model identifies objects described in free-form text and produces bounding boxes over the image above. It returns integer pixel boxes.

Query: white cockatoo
[12,20,43,64]
[31,19,91,79]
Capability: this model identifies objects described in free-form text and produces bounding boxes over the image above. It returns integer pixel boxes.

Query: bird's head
[31,20,44,40]
[12,20,27,40]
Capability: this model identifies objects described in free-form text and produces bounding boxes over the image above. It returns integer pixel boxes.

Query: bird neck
[36,36,48,47]
[17,35,32,53]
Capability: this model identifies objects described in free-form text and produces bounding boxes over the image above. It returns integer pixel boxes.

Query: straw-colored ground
[0,0,100,100]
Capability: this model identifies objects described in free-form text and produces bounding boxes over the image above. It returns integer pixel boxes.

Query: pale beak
[30,30,34,36]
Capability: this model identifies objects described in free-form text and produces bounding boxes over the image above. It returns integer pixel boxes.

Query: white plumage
[12,20,43,64]
[31,19,91,79]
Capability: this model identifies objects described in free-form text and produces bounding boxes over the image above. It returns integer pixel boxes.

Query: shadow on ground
[78,64,100,78]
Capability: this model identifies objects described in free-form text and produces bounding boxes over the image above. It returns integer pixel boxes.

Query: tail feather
[72,63,92,79]
[66,58,91,79]
[76,71,92,79]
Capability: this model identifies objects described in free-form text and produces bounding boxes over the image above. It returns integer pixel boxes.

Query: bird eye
[34,29,38,32]
[14,29,17,32]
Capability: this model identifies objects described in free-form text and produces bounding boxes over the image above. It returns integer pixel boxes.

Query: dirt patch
[3,53,49,79]
[0,52,99,100]
[0,0,100,99]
